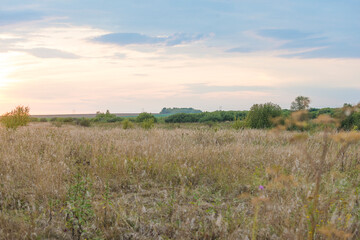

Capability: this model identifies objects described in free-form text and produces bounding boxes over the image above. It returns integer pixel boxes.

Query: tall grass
[0,123,359,239]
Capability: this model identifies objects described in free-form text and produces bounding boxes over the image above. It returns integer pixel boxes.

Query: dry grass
[0,123,359,239]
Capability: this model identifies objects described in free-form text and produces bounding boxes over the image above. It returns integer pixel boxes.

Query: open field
[0,123,359,239]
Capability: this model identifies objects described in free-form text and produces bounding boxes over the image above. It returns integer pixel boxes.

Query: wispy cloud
[23,48,80,59]
[227,28,360,59]
[93,32,209,46]
[280,44,360,59]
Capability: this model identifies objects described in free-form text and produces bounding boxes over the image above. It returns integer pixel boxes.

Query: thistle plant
[64,173,94,240]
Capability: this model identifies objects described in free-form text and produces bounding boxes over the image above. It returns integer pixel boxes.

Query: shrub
[340,104,360,130]
[0,106,30,130]
[64,174,94,239]
[122,119,134,129]
[92,110,123,123]
[29,117,39,122]
[285,110,310,131]
[136,112,157,123]
[39,118,48,122]
[246,102,282,129]
[141,118,154,130]
[233,117,246,130]
[77,118,91,127]
[62,117,75,123]
[198,112,222,123]
[164,111,248,123]
[165,113,202,123]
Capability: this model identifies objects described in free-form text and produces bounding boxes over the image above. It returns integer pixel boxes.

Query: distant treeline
[30,104,360,131]
[163,108,343,123]
[160,107,202,114]
[164,105,360,131]
[164,111,247,123]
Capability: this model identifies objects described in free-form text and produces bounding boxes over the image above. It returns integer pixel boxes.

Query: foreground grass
[0,123,359,239]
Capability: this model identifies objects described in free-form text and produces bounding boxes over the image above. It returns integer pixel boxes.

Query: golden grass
[0,123,359,239]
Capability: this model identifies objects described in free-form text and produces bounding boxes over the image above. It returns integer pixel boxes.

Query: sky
[0,0,359,114]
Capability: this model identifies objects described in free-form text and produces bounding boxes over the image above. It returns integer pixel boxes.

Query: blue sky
[0,0,359,113]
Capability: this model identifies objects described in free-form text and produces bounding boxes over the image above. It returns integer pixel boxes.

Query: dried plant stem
[308,131,329,240]
[252,204,260,240]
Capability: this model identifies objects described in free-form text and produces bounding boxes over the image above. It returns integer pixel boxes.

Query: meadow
[0,122,359,239]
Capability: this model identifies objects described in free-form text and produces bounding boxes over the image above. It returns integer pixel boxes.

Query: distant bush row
[164,111,247,123]
[19,101,360,132]
[160,107,202,114]
[244,103,360,131]
[163,103,360,131]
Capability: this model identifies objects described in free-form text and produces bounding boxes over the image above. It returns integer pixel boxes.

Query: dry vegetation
[0,123,359,239]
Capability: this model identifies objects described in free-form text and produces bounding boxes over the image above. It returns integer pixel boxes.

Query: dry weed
[0,123,359,239]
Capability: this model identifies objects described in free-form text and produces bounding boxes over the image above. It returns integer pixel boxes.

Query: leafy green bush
[233,117,246,130]
[39,118,48,122]
[141,118,154,129]
[165,113,202,123]
[92,110,123,123]
[62,117,75,123]
[199,112,222,123]
[1,106,30,130]
[77,118,91,127]
[308,107,337,119]
[340,104,360,130]
[164,111,248,123]
[122,118,134,129]
[136,112,157,123]
[29,117,39,122]
[50,117,75,123]
[246,102,282,129]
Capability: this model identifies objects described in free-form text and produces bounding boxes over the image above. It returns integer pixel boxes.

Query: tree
[290,96,310,111]
[246,102,282,129]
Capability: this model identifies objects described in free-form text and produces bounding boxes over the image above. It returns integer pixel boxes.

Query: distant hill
[160,107,202,115]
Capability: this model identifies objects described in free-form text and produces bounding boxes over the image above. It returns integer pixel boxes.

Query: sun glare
[0,53,18,88]
[0,78,13,88]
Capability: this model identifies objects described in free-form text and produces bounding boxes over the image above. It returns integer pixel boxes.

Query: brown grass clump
[313,114,338,126]
[332,131,360,144]
[318,224,352,239]
[0,123,359,239]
